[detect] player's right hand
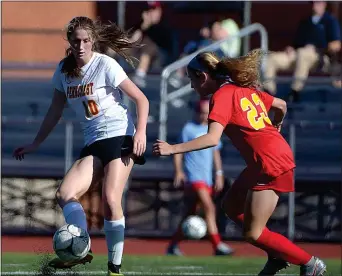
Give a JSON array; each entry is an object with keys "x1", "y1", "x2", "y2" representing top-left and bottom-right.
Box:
[
  {"x1": 173, "y1": 171, "x2": 186, "y2": 188},
  {"x1": 13, "y1": 143, "x2": 39, "y2": 161},
  {"x1": 273, "y1": 122, "x2": 282, "y2": 132}
]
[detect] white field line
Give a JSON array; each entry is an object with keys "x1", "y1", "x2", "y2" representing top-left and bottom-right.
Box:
[
  {"x1": 171, "y1": 266, "x2": 203, "y2": 270},
  {"x1": 2, "y1": 264, "x2": 28, "y2": 266},
  {"x1": 0, "y1": 271, "x2": 299, "y2": 276}
]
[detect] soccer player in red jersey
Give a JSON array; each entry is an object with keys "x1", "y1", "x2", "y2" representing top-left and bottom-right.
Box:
[{"x1": 153, "y1": 50, "x2": 326, "y2": 276}]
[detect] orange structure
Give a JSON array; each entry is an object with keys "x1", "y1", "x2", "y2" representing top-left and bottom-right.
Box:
[{"x1": 2, "y1": 2, "x2": 96, "y2": 63}]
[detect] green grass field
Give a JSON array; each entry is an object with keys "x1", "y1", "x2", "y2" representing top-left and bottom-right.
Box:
[{"x1": 1, "y1": 253, "x2": 341, "y2": 276}]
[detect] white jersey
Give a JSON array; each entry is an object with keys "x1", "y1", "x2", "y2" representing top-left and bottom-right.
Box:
[{"x1": 52, "y1": 52, "x2": 135, "y2": 146}]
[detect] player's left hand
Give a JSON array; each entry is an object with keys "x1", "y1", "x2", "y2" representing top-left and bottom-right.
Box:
[
  {"x1": 153, "y1": 139, "x2": 174, "y2": 156},
  {"x1": 214, "y1": 175, "x2": 224, "y2": 193},
  {"x1": 274, "y1": 124, "x2": 282, "y2": 132},
  {"x1": 272, "y1": 121, "x2": 283, "y2": 132},
  {"x1": 133, "y1": 130, "x2": 146, "y2": 157}
]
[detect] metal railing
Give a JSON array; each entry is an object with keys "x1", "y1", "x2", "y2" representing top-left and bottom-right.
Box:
[{"x1": 158, "y1": 23, "x2": 269, "y2": 142}]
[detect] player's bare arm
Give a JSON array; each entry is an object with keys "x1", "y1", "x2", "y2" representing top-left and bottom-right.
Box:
[
  {"x1": 119, "y1": 78, "x2": 149, "y2": 156},
  {"x1": 119, "y1": 79, "x2": 149, "y2": 133},
  {"x1": 153, "y1": 122, "x2": 224, "y2": 156},
  {"x1": 270, "y1": 97, "x2": 287, "y2": 131},
  {"x1": 13, "y1": 89, "x2": 66, "y2": 160},
  {"x1": 33, "y1": 89, "x2": 67, "y2": 145}
]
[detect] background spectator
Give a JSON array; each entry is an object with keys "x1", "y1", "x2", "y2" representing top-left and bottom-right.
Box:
[
  {"x1": 130, "y1": 1, "x2": 175, "y2": 88},
  {"x1": 263, "y1": 1, "x2": 341, "y2": 102},
  {"x1": 169, "y1": 19, "x2": 238, "y2": 88},
  {"x1": 181, "y1": 19, "x2": 230, "y2": 58},
  {"x1": 220, "y1": 18, "x2": 241, "y2": 58}
]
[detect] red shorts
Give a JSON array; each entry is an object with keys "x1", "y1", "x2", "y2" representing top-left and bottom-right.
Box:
[
  {"x1": 185, "y1": 181, "x2": 213, "y2": 195},
  {"x1": 234, "y1": 168, "x2": 294, "y2": 193},
  {"x1": 252, "y1": 169, "x2": 294, "y2": 192},
  {"x1": 224, "y1": 168, "x2": 294, "y2": 214}
]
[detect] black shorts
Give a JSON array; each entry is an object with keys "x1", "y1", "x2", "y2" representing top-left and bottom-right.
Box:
[{"x1": 79, "y1": 135, "x2": 146, "y2": 167}]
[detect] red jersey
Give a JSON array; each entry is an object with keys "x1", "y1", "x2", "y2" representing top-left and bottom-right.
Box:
[{"x1": 208, "y1": 84, "x2": 295, "y2": 178}]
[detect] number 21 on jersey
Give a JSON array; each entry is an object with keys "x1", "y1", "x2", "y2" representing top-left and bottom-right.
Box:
[
  {"x1": 240, "y1": 93, "x2": 272, "y2": 130},
  {"x1": 82, "y1": 100, "x2": 99, "y2": 119}
]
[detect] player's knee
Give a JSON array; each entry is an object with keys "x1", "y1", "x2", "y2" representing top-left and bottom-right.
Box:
[
  {"x1": 106, "y1": 199, "x2": 121, "y2": 210},
  {"x1": 55, "y1": 189, "x2": 64, "y2": 202},
  {"x1": 103, "y1": 199, "x2": 123, "y2": 219},
  {"x1": 243, "y1": 228, "x2": 263, "y2": 243},
  {"x1": 55, "y1": 189, "x2": 67, "y2": 207},
  {"x1": 104, "y1": 193, "x2": 122, "y2": 211},
  {"x1": 55, "y1": 187, "x2": 76, "y2": 206}
]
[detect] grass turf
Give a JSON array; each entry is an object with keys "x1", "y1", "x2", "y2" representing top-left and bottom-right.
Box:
[{"x1": 1, "y1": 253, "x2": 341, "y2": 276}]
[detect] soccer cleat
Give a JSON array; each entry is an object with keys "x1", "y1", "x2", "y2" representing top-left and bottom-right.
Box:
[
  {"x1": 214, "y1": 242, "x2": 234, "y2": 256},
  {"x1": 108, "y1": 262, "x2": 124, "y2": 276},
  {"x1": 166, "y1": 244, "x2": 184, "y2": 256},
  {"x1": 258, "y1": 256, "x2": 290, "y2": 275},
  {"x1": 300, "y1": 257, "x2": 327, "y2": 276},
  {"x1": 48, "y1": 253, "x2": 93, "y2": 269}
]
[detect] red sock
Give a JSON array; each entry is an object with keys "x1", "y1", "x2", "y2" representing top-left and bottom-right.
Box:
[
  {"x1": 230, "y1": 213, "x2": 311, "y2": 264},
  {"x1": 254, "y1": 228, "x2": 312, "y2": 265},
  {"x1": 209, "y1": 233, "x2": 221, "y2": 249}
]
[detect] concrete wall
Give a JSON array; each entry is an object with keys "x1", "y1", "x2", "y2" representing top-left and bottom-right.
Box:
[
  {"x1": 2, "y1": 2, "x2": 96, "y2": 63},
  {"x1": 2, "y1": 177, "x2": 340, "y2": 241}
]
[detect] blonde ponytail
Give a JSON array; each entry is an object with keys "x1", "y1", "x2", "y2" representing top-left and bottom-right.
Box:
[
  {"x1": 216, "y1": 49, "x2": 265, "y2": 88},
  {"x1": 188, "y1": 49, "x2": 266, "y2": 88}
]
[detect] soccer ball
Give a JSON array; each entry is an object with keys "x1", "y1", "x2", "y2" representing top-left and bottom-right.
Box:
[
  {"x1": 53, "y1": 224, "x2": 91, "y2": 261},
  {"x1": 182, "y1": 215, "x2": 207, "y2": 239}
]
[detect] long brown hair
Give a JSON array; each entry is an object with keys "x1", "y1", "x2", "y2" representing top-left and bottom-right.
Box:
[
  {"x1": 188, "y1": 49, "x2": 266, "y2": 88},
  {"x1": 62, "y1": 16, "x2": 140, "y2": 78}
]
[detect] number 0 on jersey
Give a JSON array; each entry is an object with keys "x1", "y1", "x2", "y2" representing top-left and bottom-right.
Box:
[{"x1": 82, "y1": 100, "x2": 99, "y2": 119}]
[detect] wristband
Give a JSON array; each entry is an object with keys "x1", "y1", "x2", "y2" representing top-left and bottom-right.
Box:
[{"x1": 216, "y1": 170, "x2": 224, "y2": 176}]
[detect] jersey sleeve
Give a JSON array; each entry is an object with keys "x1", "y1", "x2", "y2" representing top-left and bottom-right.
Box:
[
  {"x1": 179, "y1": 125, "x2": 190, "y2": 143},
  {"x1": 52, "y1": 64, "x2": 65, "y2": 93},
  {"x1": 258, "y1": 91, "x2": 274, "y2": 112},
  {"x1": 215, "y1": 139, "x2": 223, "y2": 150},
  {"x1": 208, "y1": 90, "x2": 232, "y2": 128},
  {"x1": 105, "y1": 57, "x2": 128, "y2": 88}
]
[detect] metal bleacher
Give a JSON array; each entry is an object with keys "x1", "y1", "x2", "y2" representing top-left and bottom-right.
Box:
[
  {"x1": 1, "y1": 21, "x2": 341, "y2": 182},
  {"x1": 1, "y1": 74, "x2": 341, "y2": 182}
]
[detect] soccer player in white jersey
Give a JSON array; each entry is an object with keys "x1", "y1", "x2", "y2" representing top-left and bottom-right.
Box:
[{"x1": 13, "y1": 16, "x2": 149, "y2": 276}]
